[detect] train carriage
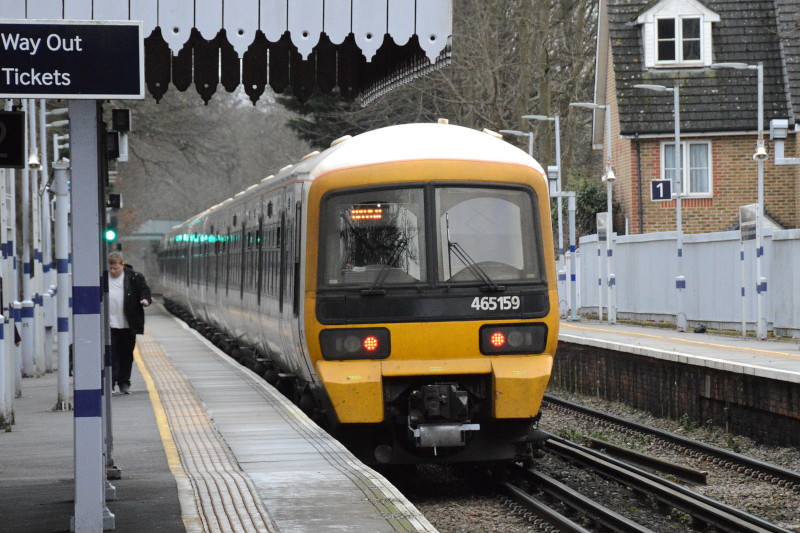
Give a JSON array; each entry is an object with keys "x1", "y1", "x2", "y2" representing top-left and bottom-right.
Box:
[{"x1": 159, "y1": 122, "x2": 559, "y2": 465}]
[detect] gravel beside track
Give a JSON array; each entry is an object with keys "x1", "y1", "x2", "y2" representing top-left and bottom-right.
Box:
[{"x1": 387, "y1": 388, "x2": 800, "y2": 532}]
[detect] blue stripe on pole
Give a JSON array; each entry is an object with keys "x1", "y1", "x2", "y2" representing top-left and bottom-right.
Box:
[
  {"x1": 607, "y1": 249, "x2": 613, "y2": 257},
  {"x1": 73, "y1": 286, "x2": 102, "y2": 315},
  {"x1": 758, "y1": 281, "x2": 768, "y2": 294},
  {"x1": 757, "y1": 247, "x2": 764, "y2": 257},
  {"x1": 35, "y1": 249, "x2": 42, "y2": 262},
  {"x1": 23, "y1": 262, "x2": 31, "y2": 275},
  {"x1": 678, "y1": 249, "x2": 683, "y2": 258},
  {"x1": 57, "y1": 317, "x2": 69, "y2": 332},
  {"x1": 598, "y1": 278, "x2": 602, "y2": 286},
  {"x1": 571, "y1": 274, "x2": 576, "y2": 281},
  {"x1": 22, "y1": 306, "x2": 34, "y2": 318},
  {"x1": 57, "y1": 258, "x2": 69, "y2": 273},
  {"x1": 0, "y1": 325, "x2": 4, "y2": 340},
  {"x1": 676, "y1": 279, "x2": 686, "y2": 289},
  {"x1": 740, "y1": 251, "x2": 744, "y2": 260},
  {"x1": 33, "y1": 294, "x2": 42, "y2": 306},
  {"x1": 609, "y1": 277, "x2": 616, "y2": 286},
  {"x1": 1, "y1": 242, "x2": 7, "y2": 258},
  {"x1": 558, "y1": 273, "x2": 566, "y2": 281},
  {"x1": 74, "y1": 388, "x2": 102, "y2": 418},
  {"x1": 741, "y1": 287, "x2": 745, "y2": 297},
  {"x1": 43, "y1": 263, "x2": 51, "y2": 273},
  {"x1": 13, "y1": 308, "x2": 20, "y2": 321},
  {"x1": 597, "y1": 249, "x2": 600, "y2": 256},
  {"x1": 570, "y1": 245, "x2": 576, "y2": 253}
]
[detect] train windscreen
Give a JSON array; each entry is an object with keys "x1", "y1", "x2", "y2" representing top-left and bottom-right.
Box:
[
  {"x1": 435, "y1": 187, "x2": 540, "y2": 283},
  {"x1": 320, "y1": 187, "x2": 426, "y2": 286}
]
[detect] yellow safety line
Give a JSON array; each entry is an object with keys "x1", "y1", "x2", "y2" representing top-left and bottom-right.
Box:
[
  {"x1": 561, "y1": 322, "x2": 800, "y2": 360},
  {"x1": 134, "y1": 347, "x2": 204, "y2": 533}
]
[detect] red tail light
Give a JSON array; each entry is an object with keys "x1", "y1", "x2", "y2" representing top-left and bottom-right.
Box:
[
  {"x1": 320, "y1": 328, "x2": 390, "y2": 360},
  {"x1": 480, "y1": 324, "x2": 548, "y2": 355}
]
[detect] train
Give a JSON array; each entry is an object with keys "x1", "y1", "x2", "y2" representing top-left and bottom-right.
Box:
[{"x1": 158, "y1": 121, "x2": 559, "y2": 466}]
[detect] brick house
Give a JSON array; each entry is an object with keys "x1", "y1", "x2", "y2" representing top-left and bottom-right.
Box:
[{"x1": 591, "y1": 0, "x2": 800, "y2": 235}]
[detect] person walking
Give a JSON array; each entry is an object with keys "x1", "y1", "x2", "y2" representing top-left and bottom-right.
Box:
[{"x1": 108, "y1": 251, "x2": 152, "y2": 394}]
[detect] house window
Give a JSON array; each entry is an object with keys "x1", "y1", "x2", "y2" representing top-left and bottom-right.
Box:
[
  {"x1": 656, "y1": 17, "x2": 701, "y2": 64},
  {"x1": 661, "y1": 140, "x2": 712, "y2": 196},
  {"x1": 637, "y1": 0, "x2": 719, "y2": 69}
]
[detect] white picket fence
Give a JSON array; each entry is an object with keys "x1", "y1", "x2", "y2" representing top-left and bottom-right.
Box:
[{"x1": 556, "y1": 228, "x2": 800, "y2": 338}]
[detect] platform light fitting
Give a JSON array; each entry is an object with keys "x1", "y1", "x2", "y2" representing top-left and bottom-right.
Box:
[
  {"x1": 602, "y1": 168, "x2": 617, "y2": 182},
  {"x1": 753, "y1": 141, "x2": 768, "y2": 161},
  {"x1": 27, "y1": 153, "x2": 41, "y2": 169}
]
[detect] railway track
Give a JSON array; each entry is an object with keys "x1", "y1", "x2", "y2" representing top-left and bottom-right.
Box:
[
  {"x1": 542, "y1": 394, "x2": 800, "y2": 491},
  {"x1": 495, "y1": 436, "x2": 793, "y2": 532}
]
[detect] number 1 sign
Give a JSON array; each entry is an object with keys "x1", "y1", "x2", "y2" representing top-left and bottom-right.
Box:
[{"x1": 651, "y1": 179, "x2": 672, "y2": 201}]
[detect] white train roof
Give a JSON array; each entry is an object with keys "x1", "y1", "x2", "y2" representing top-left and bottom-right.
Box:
[{"x1": 311, "y1": 123, "x2": 546, "y2": 178}]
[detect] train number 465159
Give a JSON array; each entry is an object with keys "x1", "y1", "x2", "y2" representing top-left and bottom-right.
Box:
[{"x1": 470, "y1": 296, "x2": 521, "y2": 311}]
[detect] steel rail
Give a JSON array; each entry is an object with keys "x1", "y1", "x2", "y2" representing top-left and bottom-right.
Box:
[
  {"x1": 507, "y1": 464, "x2": 655, "y2": 533},
  {"x1": 543, "y1": 395, "x2": 800, "y2": 489},
  {"x1": 587, "y1": 438, "x2": 709, "y2": 484},
  {"x1": 545, "y1": 434, "x2": 792, "y2": 533},
  {"x1": 500, "y1": 480, "x2": 593, "y2": 533}
]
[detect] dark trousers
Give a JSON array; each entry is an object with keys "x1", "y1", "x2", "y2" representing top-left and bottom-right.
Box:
[{"x1": 111, "y1": 328, "x2": 137, "y2": 388}]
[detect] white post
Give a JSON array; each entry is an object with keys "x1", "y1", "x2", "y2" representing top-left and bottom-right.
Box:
[
  {"x1": 21, "y1": 101, "x2": 35, "y2": 376},
  {"x1": 39, "y1": 99, "x2": 56, "y2": 370},
  {"x1": 69, "y1": 99, "x2": 114, "y2": 532},
  {"x1": 29, "y1": 99, "x2": 46, "y2": 375},
  {"x1": 674, "y1": 86, "x2": 687, "y2": 332},
  {"x1": 53, "y1": 162, "x2": 72, "y2": 411},
  {"x1": 568, "y1": 193, "x2": 578, "y2": 321},
  {"x1": 755, "y1": 63, "x2": 767, "y2": 340},
  {"x1": 740, "y1": 243, "x2": 747, "y2": 339},
  {"x1": 603, "y1": 106, "x2": 616, "y2": 324}
]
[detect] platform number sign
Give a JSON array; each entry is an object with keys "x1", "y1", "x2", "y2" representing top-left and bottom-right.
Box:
[
  {"x1": 651, "y1": 179, "x2": 672, "y2": 201},
  {"x1": 0, "y1": 111, "x2": 24, "y2": 168}
]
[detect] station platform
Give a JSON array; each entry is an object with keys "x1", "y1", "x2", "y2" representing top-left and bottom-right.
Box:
[
  {"x1": 0, "y1": 304, "x2": 436, "y2": 533},
  {"x1": 559, "y1": 320, "x2": 800, "y2": 383}
]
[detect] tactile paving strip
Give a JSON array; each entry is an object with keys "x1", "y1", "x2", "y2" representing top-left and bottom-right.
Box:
[{"x1": 136, "y1": 336, "x2": 280, "y2": 533}]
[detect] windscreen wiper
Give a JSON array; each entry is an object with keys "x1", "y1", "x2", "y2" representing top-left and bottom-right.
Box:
[
  {"x1": 446, "y1": 214, "x2": 504, "y2": 292},
  {"x1": 361, "y1": 240, "x2": 408, "y2": 296}
]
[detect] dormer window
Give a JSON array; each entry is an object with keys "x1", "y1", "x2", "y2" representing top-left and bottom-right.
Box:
[
  {"x1": 638, "y1": 0, "x2": 719, "y2": 68},
  {"x1": 657, "y1": 17, "x2": 700, "y2": 62}
]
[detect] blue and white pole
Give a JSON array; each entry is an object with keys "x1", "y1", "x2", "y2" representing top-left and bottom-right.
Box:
[
  {"x1": 0, "y1": 315, "x2": 8, "y2": 428},
  {"x1": 53, "y1": 162, "x2": 72, "y2": 411},
  {"x1": 12, "y1": 301, "x2": 22, "y2": 397},
  {"x1": 69, "y1": 100, "x2": 114, "y2": 531}
]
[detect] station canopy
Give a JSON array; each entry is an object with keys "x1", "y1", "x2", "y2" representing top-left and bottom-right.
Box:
[{"x1": 2, "y1": 0, "x2": 452, "y2": 104}]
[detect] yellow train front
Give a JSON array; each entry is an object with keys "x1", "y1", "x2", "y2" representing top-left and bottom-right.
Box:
[{"x1": 304, "y1": 123, "x2": 559, "y2": 465}]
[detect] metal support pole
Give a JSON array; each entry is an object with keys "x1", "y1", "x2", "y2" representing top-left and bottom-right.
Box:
[
  {"x1": 69, "y1": 99, "x2": 114, "y2": 532},
  {"x1": 740, "y1": 244, "x2": 747, "y2": 339},
  {"x1": 53, "y1": 162, "x2": 72, "y2": 411},
  {"x1": 39, "y1": 99, "x2": 56, "y2": 370},
  {"x1": 21, "y1": 101, "x2": 34, "y2": 375},
  {"x1": 674, "y1": 87, "x2": 687, "y2": 332},
  {"x1": 12, "y1": 301, "x2": 22, "y2": 397},
  {"x1": 755, "y1": 63, "x2": 767, "y2": 340},
  {"x1": 568, "y1": 193, "x2": 578, "y2": 321},
  {"x1": 552, "y1": 117, "x2": 564, "y2": 278},
  {"x1": 28, "y1": 99, "x2": 46, "y2": 374},
  {"x1": 603, "y1": 108, "x2": 616, "y2": 324}
]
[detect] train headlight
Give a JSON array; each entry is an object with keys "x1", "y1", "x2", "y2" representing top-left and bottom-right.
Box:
[
  {"x1": 480, "y1": 324, "x2": 548, "y2": 355},
  {"x1": 320, "y1": 328, "x2": 391, "y2": 360}
]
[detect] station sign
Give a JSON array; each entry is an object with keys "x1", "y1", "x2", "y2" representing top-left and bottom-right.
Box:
[
  {"x1": 650, "y1": 179, "x2": 672, "y2": 201},
  {"x1": 0, "y1": 111, "x2": 25, "y2": 168},
  {"x1": 0, "y1": 20, "x2": 143, "y2": 99}
]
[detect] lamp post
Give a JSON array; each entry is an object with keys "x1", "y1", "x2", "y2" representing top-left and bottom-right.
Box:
[
  {"x1": 569, "y1": 102, "x2": 616, "y2": 323},
  {"x1": 523, "y1": 114, "x2": 577, "y2": 320},
  {"x1": 634, "y1": 83, "x2": 687, "y2": 332},
  {"x1": 711, "y1": 62, "x2": 767, "y2": 340},
  {"x1": 524, "y1": 115, "x2": 564, "y2": 264},
  {"x1": 498, "y1": 129, "x2": 534, "y2": 157}
]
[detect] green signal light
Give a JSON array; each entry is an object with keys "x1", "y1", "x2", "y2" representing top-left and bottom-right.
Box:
[{"x1": 104, "y1": 228, "x2": 118, "y2": 242}]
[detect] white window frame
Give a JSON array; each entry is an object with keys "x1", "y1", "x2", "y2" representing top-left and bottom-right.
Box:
[
  {"x1": 637, "y1": 0, "x2": 719, "y2": 69},
  {"x1": 655, "y1": 16, "x2": 703, "y2": 66},
  {"x1": 660, "y1": 140, "x2": 713, "y2": 198}
]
